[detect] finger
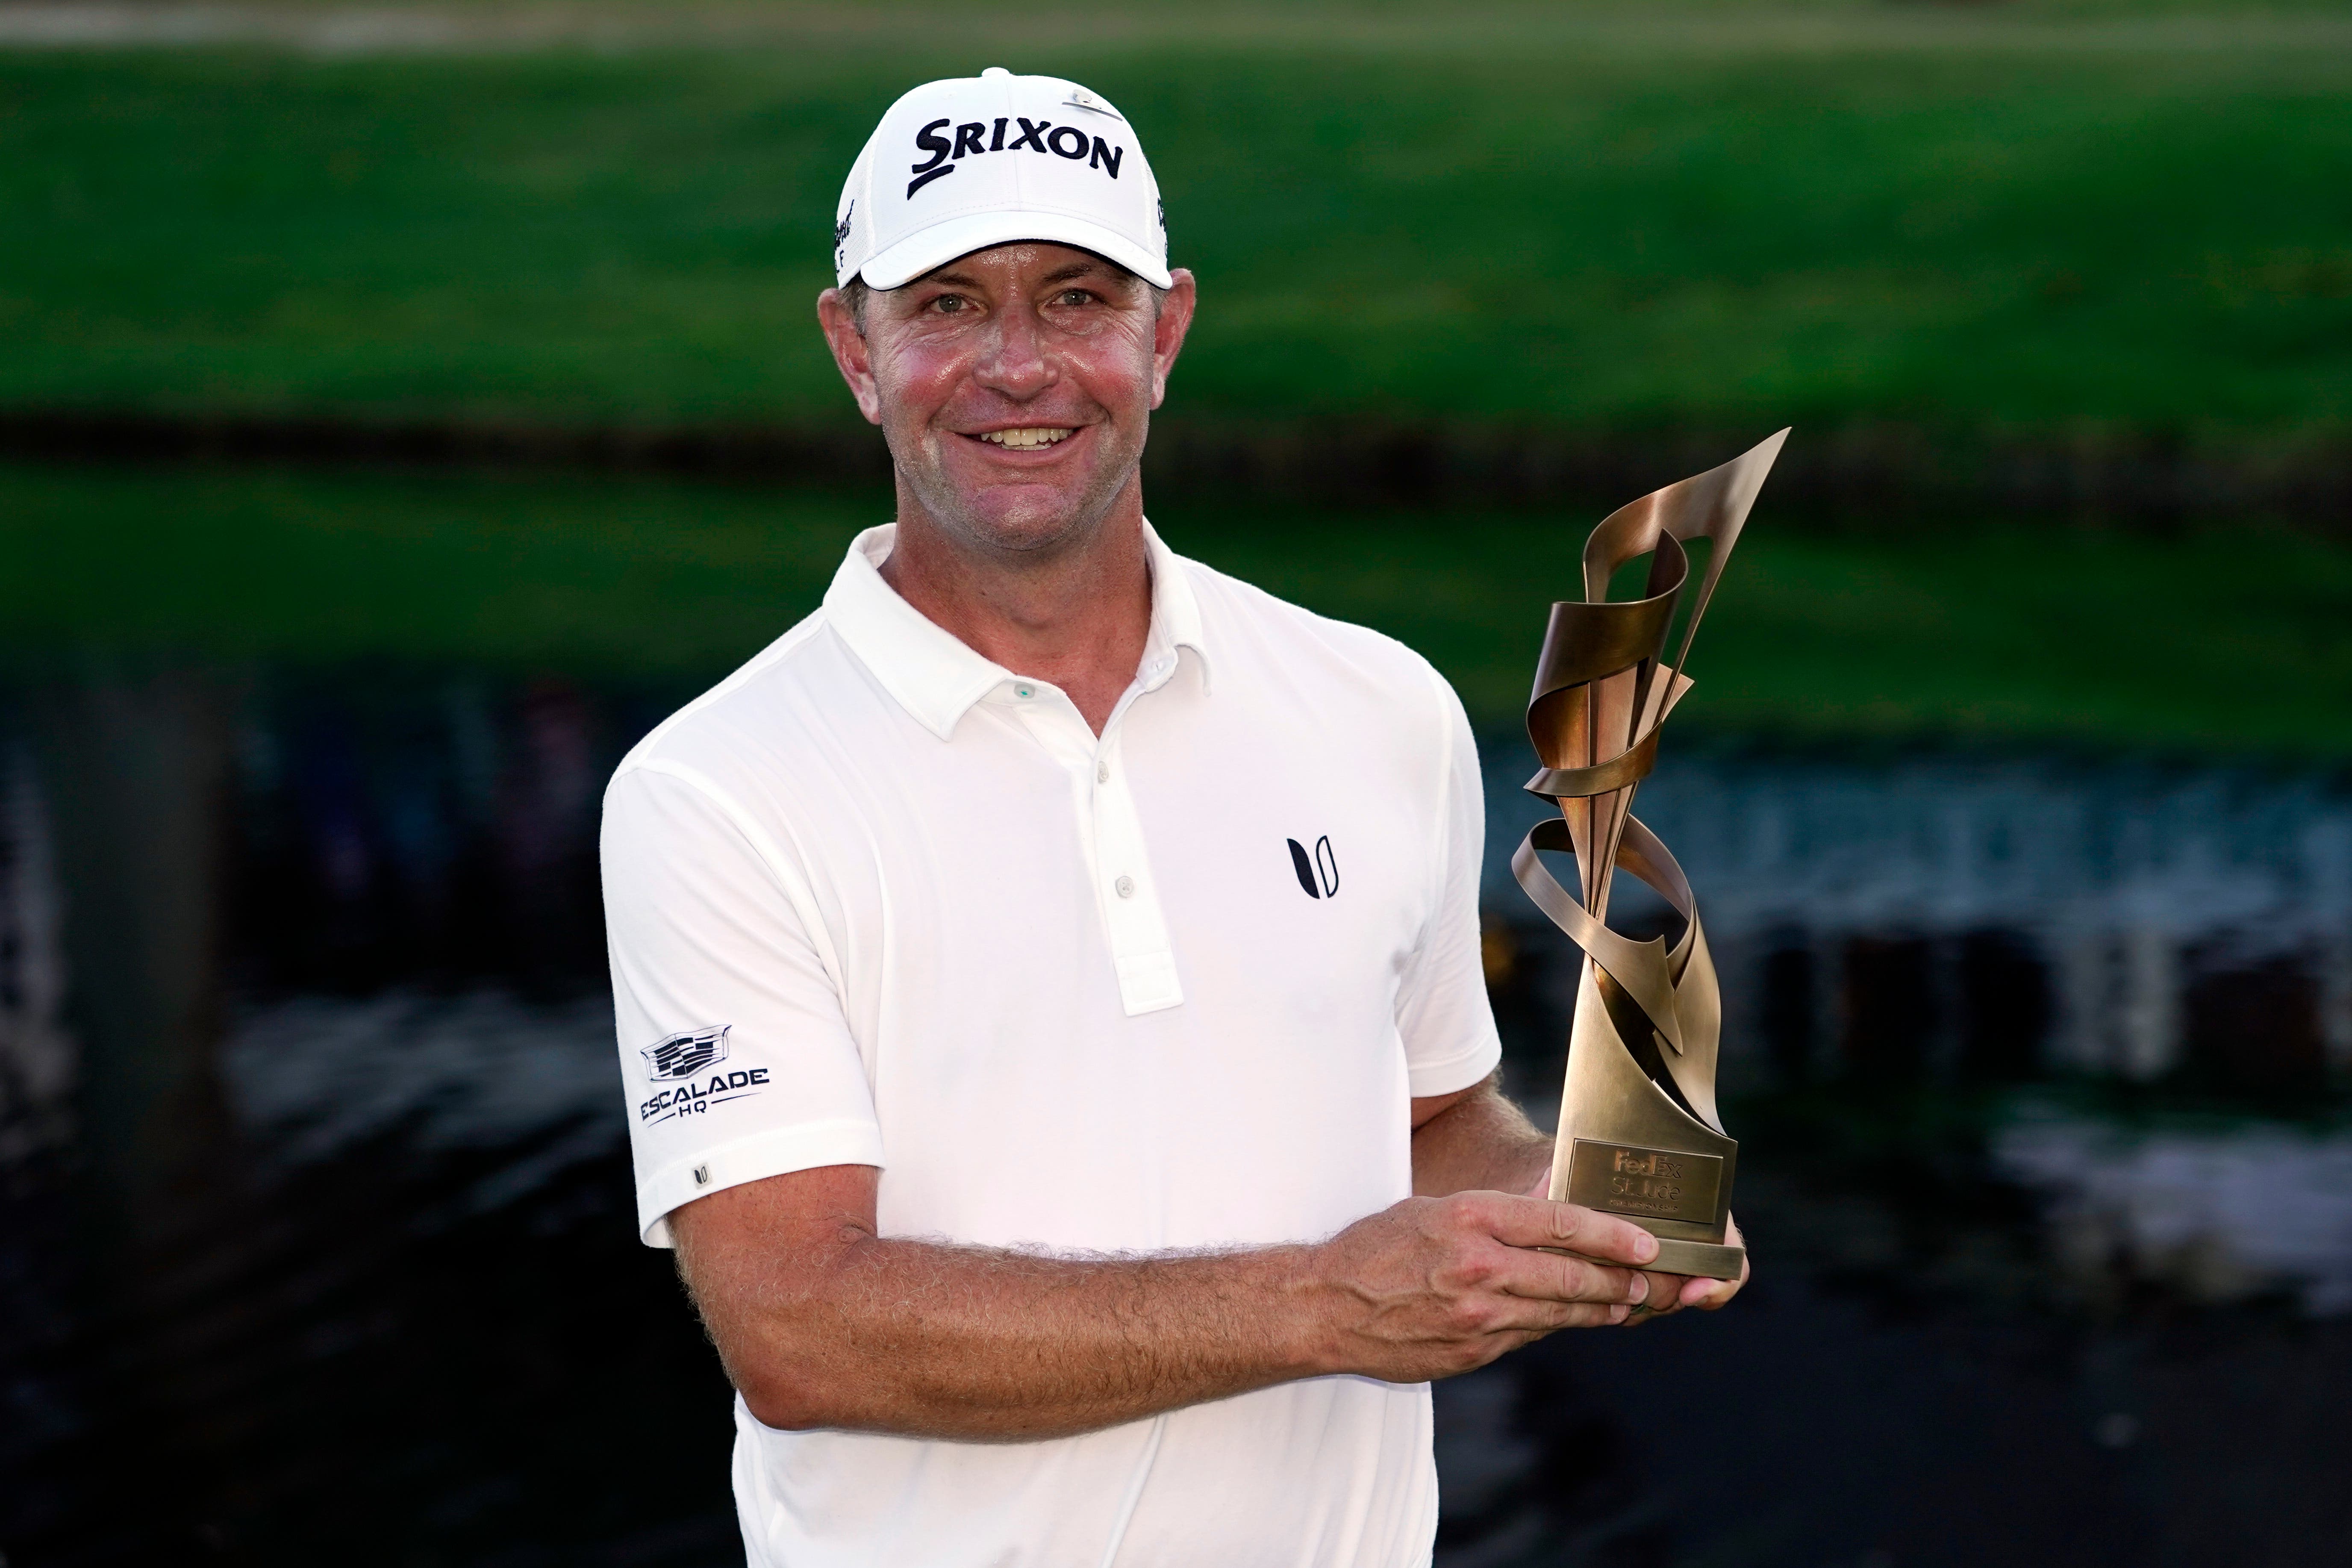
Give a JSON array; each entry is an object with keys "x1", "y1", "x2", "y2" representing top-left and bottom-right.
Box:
[
  {"x1": 1683, "y1": 1217, "x2": 1750, "y2": 1309},
  {"x1": 1473, "y1": 1280, "x2": 1646, "y2": 1337},
  {"x1": 1487, "y1": 1298, "x2": 1635, "y2": 1340},
  {"x1": 1487, "y1": 1243, "x2": 1648, "y2": 1306},
  {"x1": 1474, "y1": 1194, "x2": 1661, "y2": 1268},
  {"x1": 1684, "y1": 1259, "x2": 1749, "y2": 1309},
  {"x1": 1532, "y1": 1300, "x2": 1631, "y2": 1332},
  {"x1": 1683, "y1": 1268, "x2": 1743, "y2": 1309},
  {"x1": 1618, "y1": 1271, "x2": 1691, "y2": 1327},
  {"x1": 1544, "y1": 1301, "x2": 1631, "y2": 1330},
  {"x1": 1635, "y1": 1270, "x2": 1690, "y2": 1317}
]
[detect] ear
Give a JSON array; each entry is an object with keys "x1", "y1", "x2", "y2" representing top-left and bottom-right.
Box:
[
  {"x1": 1148, "y1": 268, "x2": 1198, "y2": 411},
  {"x1": 817, "y1": 287, "x2": 883, "y2": 425}
]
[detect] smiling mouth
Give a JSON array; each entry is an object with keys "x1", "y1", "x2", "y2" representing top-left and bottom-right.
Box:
[{"x1": 972, "y1": 427, "x2": 1076, "y2": 450}]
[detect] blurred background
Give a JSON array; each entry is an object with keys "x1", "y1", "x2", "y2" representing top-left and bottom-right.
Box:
[{"x1": 2, "y1": 0, "x2": 2350, "y2": 1562}]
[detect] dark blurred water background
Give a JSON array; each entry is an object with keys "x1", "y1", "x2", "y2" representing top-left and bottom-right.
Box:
[{"x1": 3, "y1": 646, "x2": 2347, "y2": 1566}]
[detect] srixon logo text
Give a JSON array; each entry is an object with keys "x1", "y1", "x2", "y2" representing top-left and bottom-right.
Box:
[
  {"x1": 909, "y1": 117, "x2": 1125, "y2": 198},
  {"x1": 641, "y1": 1068, "x2": 770, "y2": 1125}
]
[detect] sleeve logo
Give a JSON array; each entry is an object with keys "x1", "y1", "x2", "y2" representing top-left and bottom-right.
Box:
[
  {"x1": 641, "y1": 1024, "x2": 731, "y2": 1080},
  {"x1": 637, "y1": 1025, "x2": 769, "y2": 1125}
]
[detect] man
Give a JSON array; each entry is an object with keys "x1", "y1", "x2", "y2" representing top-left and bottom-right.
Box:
[{"x1": 602, "y1": 68, "x2": 1744, "y2": 1567}]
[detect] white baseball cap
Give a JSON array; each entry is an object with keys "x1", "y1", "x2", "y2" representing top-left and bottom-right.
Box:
[{"x1": 833, "y1": 67, "x2": 1171, "y2": 291}]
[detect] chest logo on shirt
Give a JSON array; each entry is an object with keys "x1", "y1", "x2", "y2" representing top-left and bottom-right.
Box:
[
  {"x1": 641, "y1": 1024, "x2": 731, "y2": 1080},
  {"x1": 1286, "y1": 835, "x2": 1339, "y2": 900}
]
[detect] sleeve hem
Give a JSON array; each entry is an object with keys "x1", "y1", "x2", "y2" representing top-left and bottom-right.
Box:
[
  {"x1": 636, "y1": 1119, "x2": 886, "y2": 1248},
  {"x1": 1407, "y1": 1034, "x2": 1504, "y2": 1100}
]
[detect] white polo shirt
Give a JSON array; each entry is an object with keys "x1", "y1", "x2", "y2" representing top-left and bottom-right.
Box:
[{"x1": 601, "y1": 521, "x2": 1500, "y2": 1568}]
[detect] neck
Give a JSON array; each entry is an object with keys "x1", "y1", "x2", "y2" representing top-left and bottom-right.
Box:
[{"x1": 878, "y1": 478, "x2": 1154, "y2": 736}]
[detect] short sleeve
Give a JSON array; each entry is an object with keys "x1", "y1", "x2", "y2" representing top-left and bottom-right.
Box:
[
  {"x1": 1395, "y1": 668, "x2": 1505, "y2": 1097},
  {"x1": 602, "y1": 763, "x2": 884, "y2": 1247}
]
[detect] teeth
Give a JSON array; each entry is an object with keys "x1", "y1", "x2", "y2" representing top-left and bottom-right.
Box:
[{"x1": 978, "y1": 427, "x2": 1074, "y2": 450}]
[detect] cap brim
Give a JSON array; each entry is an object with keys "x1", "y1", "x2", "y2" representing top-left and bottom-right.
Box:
[{"x1": 856, "y1": 209, "x2": 1172, "y2": 291}]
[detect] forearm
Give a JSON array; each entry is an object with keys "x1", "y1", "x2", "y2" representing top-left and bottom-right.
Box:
[
  {"x1": 679, "y1": 1208, "x2": 1328, "y2": 1441},
  {"x1": 1411, "y1": 1072, "x2": 1551, "y2": 1197},
  {"x1": 675, "y1": 1163, "x2": 1656, "y2": 1442}
]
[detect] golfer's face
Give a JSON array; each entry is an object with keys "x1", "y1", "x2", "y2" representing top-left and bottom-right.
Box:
[{"x1": 859, "y1": 243, "x2": 1172, "y2": 550}]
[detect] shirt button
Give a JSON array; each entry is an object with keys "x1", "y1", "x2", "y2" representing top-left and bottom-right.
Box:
[
  {"x1": 1115, "y1": 875, "x2": 1135, "y2": 899},
  {"x1": 1096, "y1": 762, "x2": 1110, "y2": 784},
  {"x1": 1014, "y1": 684, "x2": 1033, "y2": 699}
]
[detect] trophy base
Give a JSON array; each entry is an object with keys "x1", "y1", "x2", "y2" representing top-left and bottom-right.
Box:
[
  {"x1": 1538, "y1": 1236, "x2": 1746, "y2": 1282},
  {"x1": 1645, "y1": 1236, "x2": 1745, "y2": 1281}
]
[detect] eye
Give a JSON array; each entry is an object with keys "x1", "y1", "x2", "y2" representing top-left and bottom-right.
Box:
[
  {"x1": 931, "y1": 293, "x2": 971, "y2": 314},
  {"x1": 1052, "y1": 288, "x2": 1095, "y2": 307}
]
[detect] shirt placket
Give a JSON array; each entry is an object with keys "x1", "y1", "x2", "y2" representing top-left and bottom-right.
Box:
[{"x1": 1005, "y1": 662, "x2": 1184, "y2": 1017}]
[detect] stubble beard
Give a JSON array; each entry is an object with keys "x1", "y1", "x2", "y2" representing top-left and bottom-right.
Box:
[{"x1": 888, "y1": 409, "x2": 1150, "y2": 567}]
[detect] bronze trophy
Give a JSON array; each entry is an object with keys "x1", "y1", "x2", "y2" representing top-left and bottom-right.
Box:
[{"x1": 1512, "y1": 430, "x2": 1788, "y2": 1280}]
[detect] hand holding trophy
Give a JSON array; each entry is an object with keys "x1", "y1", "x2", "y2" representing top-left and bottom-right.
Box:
[{"x1": 1513, "y1": 430, "x2": 1789, "y2": 1282}]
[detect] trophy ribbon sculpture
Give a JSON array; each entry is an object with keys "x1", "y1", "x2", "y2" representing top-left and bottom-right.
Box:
[{"x1": 1513, "y1": 429, "x2": 1788, "y2": 1281}]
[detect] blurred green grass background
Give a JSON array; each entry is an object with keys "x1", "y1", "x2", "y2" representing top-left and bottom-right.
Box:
[
  {"x1": 5, "y1": 1, "x2": 2351, "y2": 750},
  {"x1": 6, "y1": 1, "x2": 2350, "y2": 439}
]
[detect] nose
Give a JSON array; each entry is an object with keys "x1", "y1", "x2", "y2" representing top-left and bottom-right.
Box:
[{"x1": 972, "y1": 297, "x2": 1056, "y2": 400}]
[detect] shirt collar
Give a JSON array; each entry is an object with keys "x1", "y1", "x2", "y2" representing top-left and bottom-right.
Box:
[{"x1": 823, "y1": 518, "x2": 1211, "y2": 741}]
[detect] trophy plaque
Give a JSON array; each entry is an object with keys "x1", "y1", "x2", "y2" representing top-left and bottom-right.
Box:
[{"x1": 1513, "y1": 430, "x2": 1788, "y2": 1280}]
